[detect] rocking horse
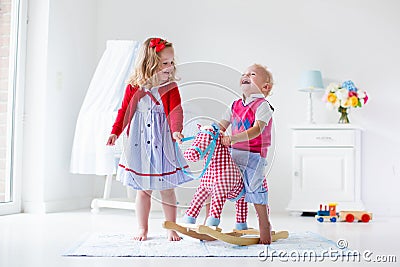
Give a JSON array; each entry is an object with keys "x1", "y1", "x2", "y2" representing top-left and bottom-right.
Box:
[
  {"x1": 166, "y1": 123, "x2": 289, "y2": 245},
  {"x1": 180, "y1": 123, "x2": 246, "y2": 227}
]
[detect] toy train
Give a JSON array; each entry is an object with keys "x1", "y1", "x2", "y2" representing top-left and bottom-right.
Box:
[{"x1": 316, "y1": 203, "x2": 372, "y2": 223}]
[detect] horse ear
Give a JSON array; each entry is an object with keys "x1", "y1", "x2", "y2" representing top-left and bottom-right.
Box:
[
  {"x1": 212, "y1": 123, "x2": 219, "y2": 132},
  {"x1": 197, "y1": 124, "x2": 202, "y2": 130}
]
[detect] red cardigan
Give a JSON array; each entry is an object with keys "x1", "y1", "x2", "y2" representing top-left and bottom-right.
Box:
[{"x1": 111, "y1": 82, "x2": 183, "y2": 137}]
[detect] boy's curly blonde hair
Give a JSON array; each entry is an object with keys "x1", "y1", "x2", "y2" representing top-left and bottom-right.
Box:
[
  {"x1": 253, "y1": 64, "x2": 274, "y2": 87},
  {"x1": 127, "y1": 37, "x2": 178, "y2": 88}
]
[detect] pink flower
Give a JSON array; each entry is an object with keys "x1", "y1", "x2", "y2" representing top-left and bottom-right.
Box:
[
  {"x1": 348, "y1": 91, "x2": 357, "y2": 97},
  {"x1": 363, "y1": 93, "x2": 369, "y2": 104}
]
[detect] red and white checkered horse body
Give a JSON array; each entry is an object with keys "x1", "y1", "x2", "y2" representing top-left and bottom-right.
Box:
[{"x1": 184, "y1": 126, "x2": 247, "y2": 224}]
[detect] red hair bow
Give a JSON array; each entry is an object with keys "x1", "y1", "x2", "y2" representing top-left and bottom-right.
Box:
[{"x1": 149, "y1": 38, "x2": 166, "y2": 52}]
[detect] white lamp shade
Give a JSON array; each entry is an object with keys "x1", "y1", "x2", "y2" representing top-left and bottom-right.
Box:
[{"x1": 299, "y1": 70, "x2": 324, "y2": 92}]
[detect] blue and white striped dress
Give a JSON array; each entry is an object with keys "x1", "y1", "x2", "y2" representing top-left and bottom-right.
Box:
[{"x1": 116, "y1": 87, "x2": 192, "y2": 190}]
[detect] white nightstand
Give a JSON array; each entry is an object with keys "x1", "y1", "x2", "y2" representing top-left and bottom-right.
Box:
[{"x1": 287, "y1": 124, "x2": 364, "y2": 214}]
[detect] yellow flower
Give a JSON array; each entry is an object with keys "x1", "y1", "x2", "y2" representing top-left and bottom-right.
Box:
[
  {"x1": 349, "y1": 96, "x2": 359, "y2": 107},
  {"x1": 327, "y1": 93, "x2": 337, "y2": 103}
]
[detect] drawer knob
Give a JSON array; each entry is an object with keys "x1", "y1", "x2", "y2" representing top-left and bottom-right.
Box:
[{"x1": 316, "y1": 136, "x2": 333, "y2": 140}]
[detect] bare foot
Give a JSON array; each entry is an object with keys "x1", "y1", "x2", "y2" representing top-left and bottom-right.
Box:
[
  {"x1": 167, "y1": 230, "x2": 182, "y2": 241},
  {"x1": 133, "y1": 228, "x2": 148, "y2": 241},
  {"x1": 259, "y1": 225, "x2": 272, "y2": 245}
]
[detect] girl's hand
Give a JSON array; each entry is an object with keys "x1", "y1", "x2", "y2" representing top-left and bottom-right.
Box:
[
  {"x1": 173, "y1": 132, "x2": 184, "y2": 144},
  {"x1": 106, "y1": 134, "x2": 118, "y2": 146},
  {"x1": 221, "y1": 135, "x2": 232, "y2": 146}
]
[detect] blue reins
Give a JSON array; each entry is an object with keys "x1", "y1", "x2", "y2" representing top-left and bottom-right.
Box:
[{"x1": 175, "y1": 123, "x2": 220, "y2": 179}]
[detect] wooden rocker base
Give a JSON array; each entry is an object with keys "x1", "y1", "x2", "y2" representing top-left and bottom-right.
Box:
[
  {"x1": 163, "y1": 221, "x2": 289, "y2": 246},
  {"x1": 162, "y1": 221, "x2": 218, "y2": 241}
]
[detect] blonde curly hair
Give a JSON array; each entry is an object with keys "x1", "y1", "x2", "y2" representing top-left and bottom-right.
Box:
[
  {"x1": 253, "y1": 63, "x2": 274, "y2": 87},
  {"x1": 127, "y1": 37, "x2": 178, "y2": 88}
]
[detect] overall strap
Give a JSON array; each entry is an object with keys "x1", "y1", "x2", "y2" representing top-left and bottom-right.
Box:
[{"x1": 145, "y1": 91, "x2": 160, "y2": 105}]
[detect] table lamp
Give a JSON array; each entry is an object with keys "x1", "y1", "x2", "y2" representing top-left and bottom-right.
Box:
[{"x1": 299, "y1": 70, "x2": 324, "y2": 124}]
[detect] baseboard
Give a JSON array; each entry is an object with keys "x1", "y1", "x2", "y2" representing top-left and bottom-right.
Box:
[
  {"x1": 23, "y1": 197, "x2": 92, "y2": 213},
  {"x1": 362, "y1": 202, "x2": 400, "y2": 217}
]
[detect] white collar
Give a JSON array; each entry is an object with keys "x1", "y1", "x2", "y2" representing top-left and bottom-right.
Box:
[{"x1": 242, "y1": 93, "x2": 266, "y2": 105}]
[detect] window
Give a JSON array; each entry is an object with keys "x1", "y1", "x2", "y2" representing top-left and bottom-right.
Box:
[{"x1": 0, "y1": 0, "x2": 26, "y2": 215}]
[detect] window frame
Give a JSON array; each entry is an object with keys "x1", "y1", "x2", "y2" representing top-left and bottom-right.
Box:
[{"x1": 0, "y1": 0, "x2": 27, "y2": 215}]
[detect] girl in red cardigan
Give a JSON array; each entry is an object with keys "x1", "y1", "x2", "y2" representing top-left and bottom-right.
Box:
[{"x1": 107, "y1": 37, "x2": 191, "y2": 241}]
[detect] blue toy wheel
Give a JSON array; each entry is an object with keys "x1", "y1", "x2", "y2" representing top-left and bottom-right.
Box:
[
  {"x1": 330, "y1": 217, "x2": 337, "y2": 222},
  {"x1": 317, "y1": 217, "x2": 324, "y2": 222}
]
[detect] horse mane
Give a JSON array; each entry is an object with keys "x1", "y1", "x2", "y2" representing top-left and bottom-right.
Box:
[
  {"x1": 199, "y1": 125, "x2": 224, "y2": 134},
  {"x1": 199, "y1": 125, "x2": 214, "y2": 131}
]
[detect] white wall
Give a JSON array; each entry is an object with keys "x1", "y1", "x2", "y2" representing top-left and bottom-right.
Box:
[
  {"x1": 23, "y1": 0, "x2": 98, "y2": 212},
  {"x1": 22, "y1": 0, "x2": 49, "y2": 212},
  {"x1": 23, "y1": 0, "x2": 400, "y2": 216},
  {"x1": 95, "y1": 0, "x2": 400, "y2": 216}
]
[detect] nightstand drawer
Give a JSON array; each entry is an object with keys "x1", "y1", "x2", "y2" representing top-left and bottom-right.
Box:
[{"x1": 293, "y1": 130, "x2": 356, "y2": 147}]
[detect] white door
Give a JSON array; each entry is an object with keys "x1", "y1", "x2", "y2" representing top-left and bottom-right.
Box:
[{"x1": 292, "y1": 147, "x2": 355, "y2": 209}]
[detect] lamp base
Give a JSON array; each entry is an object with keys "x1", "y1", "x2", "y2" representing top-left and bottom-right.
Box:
[{"x1": 306, "y1": 92, "x2": 316, "y2": 124}]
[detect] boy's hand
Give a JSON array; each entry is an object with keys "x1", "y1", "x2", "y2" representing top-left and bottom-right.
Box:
[
  {"x1": 173, "y1": 132, "x2": 184, "y2": 144},
  {"x1": 221, "y1": 135, "x2": 232, "y2": 146},
  {"x1": 106, "y1": 134, "x2": 118, "y2": 146}
]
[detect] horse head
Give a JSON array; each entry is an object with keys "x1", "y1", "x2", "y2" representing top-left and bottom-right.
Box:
[{"x1": 183, "y1": 123, "x2": 220, "y2": 162}]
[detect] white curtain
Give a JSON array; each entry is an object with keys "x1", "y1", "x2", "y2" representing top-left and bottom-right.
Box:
[{"x1": 70, "y1": 40, "x2": 140, "y2": 175}]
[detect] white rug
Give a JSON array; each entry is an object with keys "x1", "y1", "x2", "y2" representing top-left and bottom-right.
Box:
[{"x1": 63, "y1": 231, "x2": 348, "y2": 258}]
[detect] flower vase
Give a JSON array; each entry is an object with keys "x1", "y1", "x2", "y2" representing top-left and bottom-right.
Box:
[{"x1": 338, "y1": 106, "x2": 350, "y2": 124}]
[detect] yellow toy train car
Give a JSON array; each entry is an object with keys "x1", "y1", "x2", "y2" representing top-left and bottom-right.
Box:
[{"x1": 315, "y1": 203, "x2": 372, "y2": 223}]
